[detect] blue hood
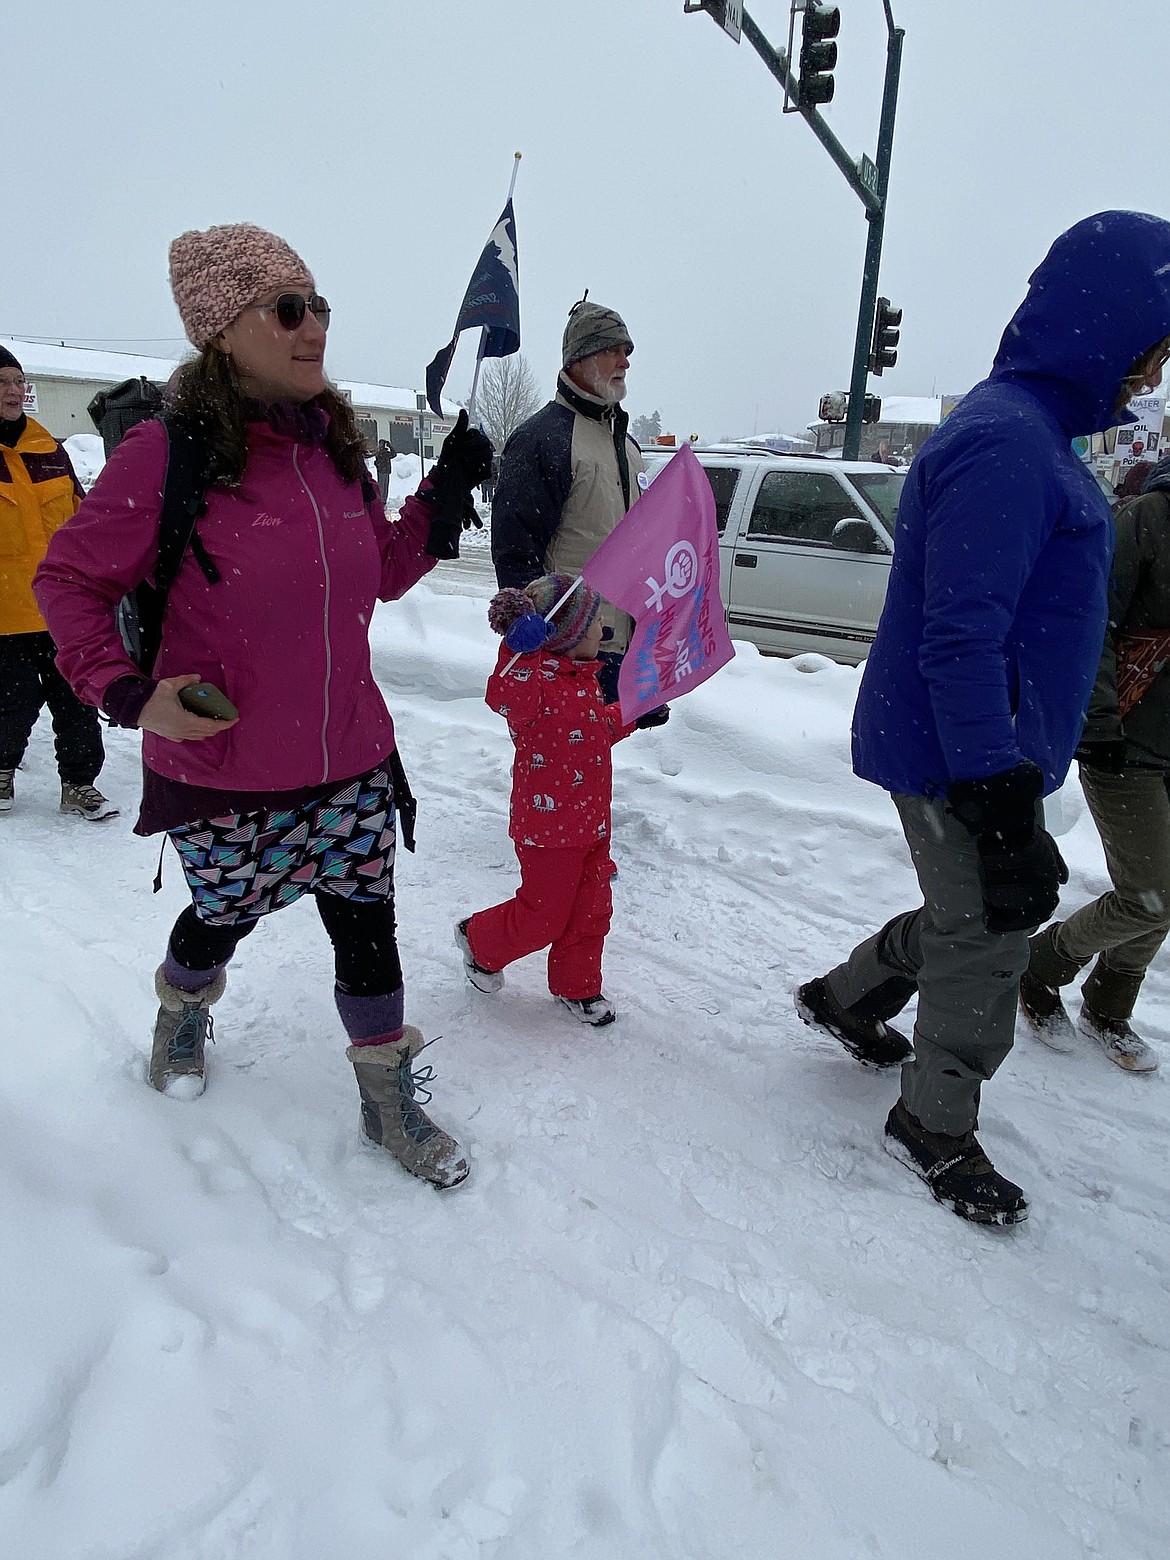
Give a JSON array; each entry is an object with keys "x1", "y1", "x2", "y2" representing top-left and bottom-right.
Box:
[{"x1": 990, "y1": 210, "x2": 1170, "y2": 436}]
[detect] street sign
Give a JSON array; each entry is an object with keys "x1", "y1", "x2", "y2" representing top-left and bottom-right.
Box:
[
  {"x1": 857, "y1": 153, "x2": 879, "y2": 198},
  {"x1": 683, "y1": 1, "x2": 741, "y2": 43}
]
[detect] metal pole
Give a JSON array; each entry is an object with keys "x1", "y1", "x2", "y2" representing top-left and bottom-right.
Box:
[{"x1": 841, "y1": 22, "x2": 903, "y2": 461}]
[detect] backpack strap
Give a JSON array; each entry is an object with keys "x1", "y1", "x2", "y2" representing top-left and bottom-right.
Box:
[
  {"x1": 156, "y1": 418, "x2": 217, "y2": 594},
  {"x1": 130, "y1": 416, "x2": 216, "y2": 675}
]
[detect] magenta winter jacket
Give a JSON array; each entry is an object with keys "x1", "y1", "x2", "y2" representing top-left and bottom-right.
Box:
[{"x1": 33, "y1": 417, "x2": 436, "y2": 791}]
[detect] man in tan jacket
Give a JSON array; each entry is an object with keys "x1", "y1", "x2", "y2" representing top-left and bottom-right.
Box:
[
  {"x1": 0, "y1": 347, "x2": 117, "y2": 819},
  {"x1": 490, "y1": 299, "x2": 646, "y2": 703}
]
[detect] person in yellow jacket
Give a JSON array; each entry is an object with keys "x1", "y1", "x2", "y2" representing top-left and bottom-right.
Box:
[{"x1": 0, "y1": 348, "x2": 117, "y2": 819}]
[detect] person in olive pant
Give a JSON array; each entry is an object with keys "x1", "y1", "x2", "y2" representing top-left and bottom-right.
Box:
[{"x1": 1021, "y1": 452, "x2": 1170, "y2": 1073}]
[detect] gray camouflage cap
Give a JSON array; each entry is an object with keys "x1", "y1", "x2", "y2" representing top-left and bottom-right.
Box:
[{"x1": 562, "y1": 299, "x2": 633, "y2": 369}]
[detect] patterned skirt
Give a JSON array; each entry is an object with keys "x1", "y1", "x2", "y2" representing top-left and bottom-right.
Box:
[{"x1": 169, "y1": 768, "x2": 397, "y2": 926}]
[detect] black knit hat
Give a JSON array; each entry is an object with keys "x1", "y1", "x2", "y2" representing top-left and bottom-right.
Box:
[{"x1": 0, "y1": 346, "x2": 24, "y2": 375}]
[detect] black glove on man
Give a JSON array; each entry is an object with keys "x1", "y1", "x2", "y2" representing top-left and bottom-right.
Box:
[
  {"x1": 1075, "y1": 738, "x2": 1127, "y2": 774},
  {"x1": 947, "y1": 760, "x2": 1068, "y2": 935},
  {"x1": 423, "y1": 409, "x2": 494, "y2": 561}
]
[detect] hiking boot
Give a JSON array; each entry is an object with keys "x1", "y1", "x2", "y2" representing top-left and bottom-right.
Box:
[
  {"x1": 884, "y1": 1098, "x2": 1028, "y2": 1226},
  {"x1": 1077, "y1": 1006, "x2": 1159, "y2": 1073},
  {"x1": 60, "y1": 781, "x2": 119, "y2": 821},
  {"x1": 1018, "y1": 966, "x2": 1076, "y2": 1052},
  {"x1": 149, "y1": 966, "x2": 225, "y2": 1099},
  {"x1": 454, "y1": 917, "x2": 504, "y2": 994},
  {"x1": 795, "y1": 975, "x2": 913, "y2": 1068},
  {"x1": 556, "y1": 994, "x2": 617, "y2": 1026},
  {"x1": 0, "y1": 769, "x2": 13, "y2": 814},
  {"x1": 347, "y1": 1028, "x2": 469, "y2": 1189}
]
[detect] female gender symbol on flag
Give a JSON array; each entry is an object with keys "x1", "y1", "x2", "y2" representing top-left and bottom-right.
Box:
[{"x1": 581, "y1": 443, "x2": 735, "y2": 724}]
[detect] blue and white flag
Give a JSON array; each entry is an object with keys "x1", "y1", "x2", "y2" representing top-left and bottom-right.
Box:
[{"x1": 426, "y1": 200, "x2": 520, "y2": 417}]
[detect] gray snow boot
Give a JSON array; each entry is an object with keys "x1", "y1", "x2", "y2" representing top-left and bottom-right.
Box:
[
  {"x1": 1019, "y1": 923, "x2": 1081, "y2": 1051},
  {"x1": 347, "y1": 1027, "x2": 470, "y2": 1189},
  {"x1": 149, "y1": 966, "x2": 226, "y2": 1099}
]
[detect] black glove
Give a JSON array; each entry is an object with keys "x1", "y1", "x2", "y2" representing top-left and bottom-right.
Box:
[
  {"x1": 948, "y1": 761, "x2": 1068, "y2": 934},
  {"x1": 1075, "y1": 739, "x2": 1127, "y2": 774},
  {"x1": 424, "y1": 409, "x2": 494, "y2": 561},
  {"x1": 635, "y1": 704, "x2": 671, "y2": 730},
  {"x1": 976, "y1": 829, "x2": 1069, "y2": 934}
]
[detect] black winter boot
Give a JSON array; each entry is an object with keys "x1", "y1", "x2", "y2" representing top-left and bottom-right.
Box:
[
  {"x1": 795, "y1": 975, "x2": 914, "y2": 1068},
  {"x1": 883, "y1": 1098, "x2": 1028, "y2": 1226},
  {"x1": 347, "y1": 1027, "x2": 470, "y2": 1188}
]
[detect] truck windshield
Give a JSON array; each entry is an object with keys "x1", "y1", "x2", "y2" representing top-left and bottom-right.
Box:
[{"x1": 847, "y1": 471, "x2": 905, "y2": 534}]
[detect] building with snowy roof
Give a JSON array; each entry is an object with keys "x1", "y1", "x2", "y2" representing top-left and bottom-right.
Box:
[
  {"x1": 1, "y1": 337, "x2": 458, "y2": 461},
  {"x1": 808, "y1": 393, "x2": 947, "y2": 461}
]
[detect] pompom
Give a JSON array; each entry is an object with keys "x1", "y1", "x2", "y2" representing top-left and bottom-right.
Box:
[
  {"x1": 487, "y1": 587, "x2": 532, "y2": 635},
  {"x1": 505, "y1": 613, "x2": 554, "y2": 654}
]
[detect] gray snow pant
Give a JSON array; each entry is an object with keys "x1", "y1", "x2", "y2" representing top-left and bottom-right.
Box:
[
  {"x1": 1032, "y1": 764, "x2": 1170, "y2": 1021},
  {"x1": 825, "y1": 793, "x2": 1030, "y2": 1137}
]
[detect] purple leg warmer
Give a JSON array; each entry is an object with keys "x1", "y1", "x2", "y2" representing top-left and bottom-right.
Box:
[
  {"x1": 335, "y1": 985, "x2": 405, "y2": 1047},
  {"x1": 163, "y1": 950, "x2": 228, "y2": 994}
]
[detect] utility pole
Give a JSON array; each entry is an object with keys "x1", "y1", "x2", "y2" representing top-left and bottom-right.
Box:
[{"x1": 685, "y1": 1, "x2": 904, "y2": 459}]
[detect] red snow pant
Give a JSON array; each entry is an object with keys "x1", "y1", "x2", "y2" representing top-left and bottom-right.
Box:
[{"x1": 467, "y1": 837, "x2": 614, "y2": 1000}]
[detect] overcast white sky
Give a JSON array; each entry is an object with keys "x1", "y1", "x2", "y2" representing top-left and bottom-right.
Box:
[{"x1": 9, "y1": 1, "x2": 1170, "y2": 440}]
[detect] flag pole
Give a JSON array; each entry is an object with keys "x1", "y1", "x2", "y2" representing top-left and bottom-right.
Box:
[
  {"x1": 467, "y1": 152, "x2": 522, "y2": 422},
  {"x1": 501, "y1": 573, "x2": 583, "y2": 676}
]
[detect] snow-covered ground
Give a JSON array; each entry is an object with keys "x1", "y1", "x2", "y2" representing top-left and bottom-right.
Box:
[{"x1": 2, "y1": 580, "x2": 1168, "y2": 1560}]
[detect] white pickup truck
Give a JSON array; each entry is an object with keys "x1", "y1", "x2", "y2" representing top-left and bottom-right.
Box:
[{"x1": 643, "y1": 447, "x2": 905, "y2": 665}]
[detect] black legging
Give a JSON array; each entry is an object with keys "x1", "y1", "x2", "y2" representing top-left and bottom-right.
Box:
[{"x1": 169, "y1": 892, "x2": 403, "y2": 996}]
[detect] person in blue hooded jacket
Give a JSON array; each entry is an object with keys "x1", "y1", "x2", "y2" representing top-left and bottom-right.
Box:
[{"x1": 796, "y1": 210, "x2": 1170, "y2": 1228}]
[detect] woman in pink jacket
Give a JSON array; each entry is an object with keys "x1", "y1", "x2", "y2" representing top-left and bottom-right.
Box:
[{"x1": 34, "y1": 223, "x2": 491, "y2": 1190}]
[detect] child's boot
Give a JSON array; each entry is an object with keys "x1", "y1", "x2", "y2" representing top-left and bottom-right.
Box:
[{"x1": 556, "y1": 994, "x2": 617, "y2": 1027}]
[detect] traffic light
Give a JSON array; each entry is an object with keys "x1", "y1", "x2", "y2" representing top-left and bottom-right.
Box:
[
  {"x1": 798, "y1": 4, "x2": 840, "y2": 110},
  {"x1": 869, "y1": 297, "x2": 901, "y2": 375},
  {"x1": 862, "y1": 394, "x2": 882, "y2": 424},
  {"x1": 818, "y1": 391, "x2": 847, "y2": 423}
]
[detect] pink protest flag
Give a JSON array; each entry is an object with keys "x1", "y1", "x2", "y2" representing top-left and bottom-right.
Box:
[{"x1": 581, "y1": 443, "x2": 735, "y2": 723}]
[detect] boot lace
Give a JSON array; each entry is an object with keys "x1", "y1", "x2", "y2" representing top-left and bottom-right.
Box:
[
  {"x1": 170, "y1": 1007, "x2": 214, "y2": 1064},
  {"x1": 396, "y1": 1038, "x2": 439, "y2": 1143}
]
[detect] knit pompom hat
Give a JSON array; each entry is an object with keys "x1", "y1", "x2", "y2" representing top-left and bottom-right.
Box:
[
  {"x1": 488, "y1": 574, "x2": 602, "y2": 655},
  {"x1": 168, "y1": 223, "x2": 315, "y2": 348}
]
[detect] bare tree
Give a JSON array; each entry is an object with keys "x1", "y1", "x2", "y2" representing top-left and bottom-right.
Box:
[
  {"x1": 472, "y1": 354, "x2": 544, "y2": 452},
  {"x1": 632, "y1": 410, "x2": 662, "y2": 446}
]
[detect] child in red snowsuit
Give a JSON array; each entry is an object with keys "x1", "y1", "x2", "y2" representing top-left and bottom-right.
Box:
[{"x1": 456, "y1": 573, "x2": 633, "y2": 1026}]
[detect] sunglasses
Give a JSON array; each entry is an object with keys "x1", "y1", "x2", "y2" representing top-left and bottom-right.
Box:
[{"x1": 257, "y1": 292, "x2": 331, "y2": 331}]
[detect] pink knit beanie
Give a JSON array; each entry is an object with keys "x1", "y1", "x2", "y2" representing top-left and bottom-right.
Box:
[{"x1": 168, "y1": 223, "x2": 315, "y2": 348}]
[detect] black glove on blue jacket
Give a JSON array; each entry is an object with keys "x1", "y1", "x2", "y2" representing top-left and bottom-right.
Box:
[{"x1": 947, "y1": 761, "x2": 1068, "y2": 935}]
